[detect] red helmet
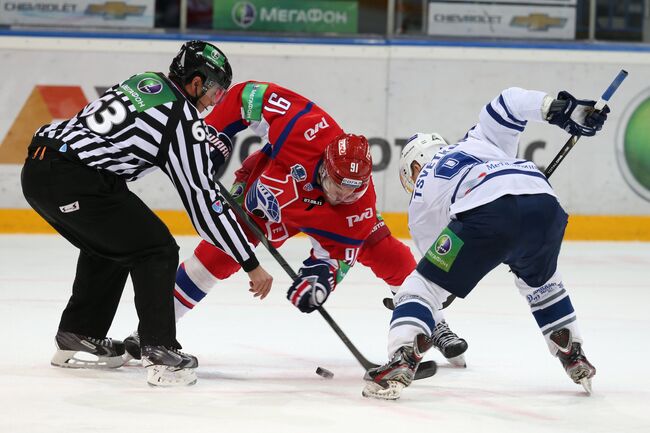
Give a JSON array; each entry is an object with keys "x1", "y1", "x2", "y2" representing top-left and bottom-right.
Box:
[{"x1": 321, "y1": 134, "x2": 372, "y2": 205}]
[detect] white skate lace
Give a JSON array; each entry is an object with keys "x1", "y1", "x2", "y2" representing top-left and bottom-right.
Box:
[{"x1": 431, "y1": 322, "x2": 459, "y2": 348}]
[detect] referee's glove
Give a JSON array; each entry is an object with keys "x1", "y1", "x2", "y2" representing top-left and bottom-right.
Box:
[{"x1": 207, "y1": 131, "x2": 233, "y2": 168}]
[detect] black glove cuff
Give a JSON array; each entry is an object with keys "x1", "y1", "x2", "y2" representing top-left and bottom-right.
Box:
[{"x1": 546, "y1": 98, "x2": 571, "y2": 122}]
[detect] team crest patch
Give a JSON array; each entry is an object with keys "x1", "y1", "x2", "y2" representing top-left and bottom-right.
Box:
[
  {"x1": 303, "y1": 183, "x2": 314, "y2": 192},
  {"x1": 212, "y1": 200, "x2": 223, "y2": 213},
  {"x1": 246, "y1": 179, "x2": 281, "y2": 222},
  {"x1": 424, "y1": 227, "x2": 464, "y2": 272},
  {"x1": 290, "y1": 164, "x2": 307, "y2": 182}
]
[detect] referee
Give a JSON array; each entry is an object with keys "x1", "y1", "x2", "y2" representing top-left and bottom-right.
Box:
[{"x1": 21, "y1": 40, "x2": 272, "y2": 386}]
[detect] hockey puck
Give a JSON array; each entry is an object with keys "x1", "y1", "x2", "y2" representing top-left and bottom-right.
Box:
[{"x1": 315, "y1": 367, "x2": 334, "y2": 379}]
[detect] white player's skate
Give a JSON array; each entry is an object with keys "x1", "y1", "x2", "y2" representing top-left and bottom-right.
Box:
[
  {"x1": 51, "y1": 330, "x2": 125, "y2": 369},
  {"x1": 141, "y1": 345, "x2": 198, "y2": 387},
  {"x1": 550, "y1": 328, "x2": 596, "y2": 394},
  {"x1": 362, "y1": 334, "x2": 433, "y2": 400},
  {"x1": 431, "y1": 321, "x2": 468, "y2": 367}
]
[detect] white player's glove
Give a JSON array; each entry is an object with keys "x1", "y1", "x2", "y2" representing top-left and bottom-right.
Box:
[{"x1": 545, "y1": 91, "x2": 609, "y2": 137}]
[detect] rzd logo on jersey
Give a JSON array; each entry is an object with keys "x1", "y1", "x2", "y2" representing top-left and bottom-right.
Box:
[
  {"x1": 304, "y1": 117, "x2": 330, "y2": 141},
  {"x1": 346, "y1": 207, "x2": 373, "y2": 227}
]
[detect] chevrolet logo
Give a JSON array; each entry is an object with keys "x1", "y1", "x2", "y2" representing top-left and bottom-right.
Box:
[
  {"x1": 86, "y1": 1, "x2": 146, "y2": 20},
  {"x1": 511, "y1": 13, "x2": 566, "y2": 31}
]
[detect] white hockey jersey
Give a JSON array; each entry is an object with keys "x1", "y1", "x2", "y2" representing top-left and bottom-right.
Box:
[{"x1": 409, "y1": 87, "x2": 557, "y2": 257}]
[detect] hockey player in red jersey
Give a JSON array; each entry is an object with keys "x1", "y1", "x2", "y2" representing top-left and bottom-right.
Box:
[
  {"x1": 125, "y1": 81, "x2": 467, "y2": 365},
  {"x1": 176, "y1": 81, "x2": 408, "y2": 309}
]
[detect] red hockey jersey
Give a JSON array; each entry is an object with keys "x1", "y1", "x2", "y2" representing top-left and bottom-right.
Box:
[{"x1": 205, "y1": 81, "x2": 378, "y2": 268}]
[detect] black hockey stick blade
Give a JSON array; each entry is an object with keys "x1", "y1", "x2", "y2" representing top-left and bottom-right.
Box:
[
  {"x1": 364, "y1": 360, "x2": 437, "y2": 380},
  {"x1": 414, "y1": 360, "x2": 437, "y2": 380}
]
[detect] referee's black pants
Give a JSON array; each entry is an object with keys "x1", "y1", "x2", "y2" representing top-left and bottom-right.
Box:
[{"x1": 21, "y1": 145, "x2": 179, "y2": 348}]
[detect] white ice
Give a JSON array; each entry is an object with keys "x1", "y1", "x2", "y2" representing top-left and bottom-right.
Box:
[{"x1": 1, "y1": 235, "x2": 649, "y2": 433}]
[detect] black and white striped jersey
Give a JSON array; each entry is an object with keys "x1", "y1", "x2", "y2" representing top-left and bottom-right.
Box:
[{"x1": 34, "y1": 72, "x2": 258, "y2": 271}]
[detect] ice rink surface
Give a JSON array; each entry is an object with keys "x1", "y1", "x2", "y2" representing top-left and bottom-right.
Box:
[{"x1": 1, "y1": 234, "x2": 649, "y2": 433}]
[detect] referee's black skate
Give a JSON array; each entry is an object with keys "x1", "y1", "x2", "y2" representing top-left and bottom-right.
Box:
[
  {"x1": 431, "y1": 321, "x2": 468, "y2": 367},
  {"x1": 51, "y1": 330, "x2": 125, "y2": 369},
  {"x1": 550, "y1": 328, "x2": 596, "y2": 394},
  {"x1": 141, "y1": 345, "x2": 198, "y2": 387},
  {"x1": 362, "y1": 334, "x2": 434, "y2": 400}
]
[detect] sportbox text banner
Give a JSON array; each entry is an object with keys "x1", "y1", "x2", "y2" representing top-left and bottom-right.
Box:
[
  {"x1": 0, "y1": 0, "x2": 154, "y2": 27},
  {"x1": 0, "y1": 38, "x2": 649, "y2": 216},
  {"x1": 427, "y1": 1, "x2": 576, "y2": 39},
  {"x1": 213, "y1": 0, "x2": 358, "y2": 33}
]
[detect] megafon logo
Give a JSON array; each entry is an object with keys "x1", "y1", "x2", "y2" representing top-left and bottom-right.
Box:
[
  {"x1": 434, "y1": 234, "x2": 452, "y2": 255},
  {"x1": 137, "y1": 77, "x2": 162, "y2": 94},
  {"x1": 232, "y1": 1, "x2": 256, "y2": 28},
  {"x1": 616, "y1": 89, "x2": 650, "y2": 201}
]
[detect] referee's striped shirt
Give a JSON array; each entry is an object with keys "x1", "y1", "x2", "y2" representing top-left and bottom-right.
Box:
[{"x1": 34, "y1": 72, "x2": 259, "y2": 271}]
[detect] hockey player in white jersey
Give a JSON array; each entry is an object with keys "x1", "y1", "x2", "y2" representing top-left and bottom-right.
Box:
[{"x1": 362, "y1": 87, "x2": 609, "y2": 400}]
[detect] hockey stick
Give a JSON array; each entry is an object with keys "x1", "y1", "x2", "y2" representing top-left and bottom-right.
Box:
[
  {"x1": 383, "y1": 70, "x2": 629, "y2": 312},
  {"x1": 215, "y1": 179, "x2": 437, "y2": 380},
  {"x1": 544, "y1": 69, "x2": 628, "y2": 178}
]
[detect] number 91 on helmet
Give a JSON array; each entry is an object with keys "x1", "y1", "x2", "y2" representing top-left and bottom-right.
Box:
[{"x1": 320, "y1": 134, "x2": 372, "y2": 206}]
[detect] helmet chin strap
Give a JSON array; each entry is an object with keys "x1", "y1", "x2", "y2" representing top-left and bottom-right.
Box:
[{"x1": 184, "y1": 81, "x2": 206, "y2": 107}]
